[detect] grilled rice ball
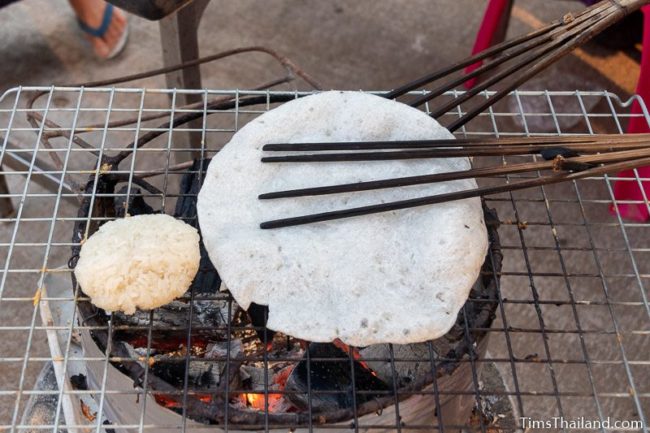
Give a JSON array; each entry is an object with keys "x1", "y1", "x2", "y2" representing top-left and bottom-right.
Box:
[{"x1": 74, "y1": 214, "x2": 200, "y2": 314}]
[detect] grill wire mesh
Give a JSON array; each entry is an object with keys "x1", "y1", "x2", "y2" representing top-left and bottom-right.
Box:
[{"x1": 0, "y1": 86, "x2": 649, "y2": 432}]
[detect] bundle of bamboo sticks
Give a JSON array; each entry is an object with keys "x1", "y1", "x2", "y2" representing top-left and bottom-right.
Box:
[{"x1": 259, "y1": 134, "x2": 650, "y2": 228}]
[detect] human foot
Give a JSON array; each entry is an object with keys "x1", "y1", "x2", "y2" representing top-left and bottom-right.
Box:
[{"x1": 69, "y1": 0, "x2": 128, "y2": 59}]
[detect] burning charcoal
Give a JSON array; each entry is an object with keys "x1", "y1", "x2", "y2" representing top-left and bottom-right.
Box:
[
  {"x1": 238, "y1": 365, "x2": 297, "y2": 413},
  {"x1": 113, "y1": 299, "x2": 231, "y2": 333},
  {"x1": 247, "y1": 302, "x2": 276, "y2": 344},
  {"x1": 151, "y1": 359, "x2": 220, "y2": 388},
  {"x1": 284, "y1": 343, "x2": 389, "y2": 413},
  {"x1": 205, "y1": 340, "x2": 243, "y2": 360},
  {"x1": 240, "y1": 365, "x2": 267, "y2": 388},
  {"x1": 194, "y1": 299, "x2": 232, "y2": 325},
  {"x1": 359, "y1": 343, "x2": 433, "y2": 388},
  {"x1": 114, "y1": 187, "x2": 155, "y2": 218},
  {"x1": 239, "y1": 363, "x2": 293, "y2": 390},
  {"x1": 123, "y1": 342, "x2": 222, "y2": 389}
]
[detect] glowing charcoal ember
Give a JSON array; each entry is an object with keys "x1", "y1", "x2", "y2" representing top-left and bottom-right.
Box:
[
  {"x1": 239, "y1": 392, "x2": 287, "y2": 412},
  {"x1": 236, "y1": 364, "x2": 298, "y2": 413},
  {"x1": 284, "y1": 343, "x2": 390, "y2": 412}
]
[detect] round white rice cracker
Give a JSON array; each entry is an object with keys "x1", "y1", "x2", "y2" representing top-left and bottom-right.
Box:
[
  {"x1": 198, "y1": 91, "x2": 488, "y2": 346},
  {"x1": 74, "y1": 214, "x2": 201, "y2": 315}
]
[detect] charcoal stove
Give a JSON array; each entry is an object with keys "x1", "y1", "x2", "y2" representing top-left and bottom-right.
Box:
[
  {"x1": 0, "y1": 87, "x2": 648, "y2": 433},
  {"x1": 67, "y1": 153, "x2": 502, "y2": 432}
]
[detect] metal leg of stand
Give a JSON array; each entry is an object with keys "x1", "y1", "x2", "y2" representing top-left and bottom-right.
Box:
[{"x1": 159, "y1": 0, "x2": 210, "y2": 163}]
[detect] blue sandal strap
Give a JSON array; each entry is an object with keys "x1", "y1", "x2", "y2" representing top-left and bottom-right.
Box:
[{"x1": 78, "y1": 3, "x2": 113, "y2": 38}]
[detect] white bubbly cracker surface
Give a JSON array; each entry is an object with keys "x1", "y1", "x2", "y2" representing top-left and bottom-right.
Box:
[
  {"x1": 197, "y1": 91, "x2": 488, "y2": 345},
  {"x1": 75, "y1": 214, "x2": 201, "y2": 315}
]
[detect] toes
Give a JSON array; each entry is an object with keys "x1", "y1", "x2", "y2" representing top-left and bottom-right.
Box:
[
  {"x1": 111, "y1": 9, "x2": 127, "y2": 32},
  {"x1": 107, "y1": 25, "x2": 123, "y2": 45},
  {"x1": 105, "y1": 23, "x2": 120, "y2": 42},
  {"x1": 114, "y1": 9, "x2": 127, "y2": 26},
  {"x1": 92, "y1": 37, "x2": 111, "y2": 58},
  {"x1": 87, "y1": 7, "x2": 127, "y2": 59},
  {"x1": 99, "y1": 10, "x2": 127, "y2": 55}
]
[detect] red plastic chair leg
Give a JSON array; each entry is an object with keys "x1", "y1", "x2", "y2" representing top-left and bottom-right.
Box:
[
  {"x1": 612, "y1": 5, "x2": 650, "y2": 222},
  {"x1": 464, "y1": 0, "x2": 513, "y2": 89}
]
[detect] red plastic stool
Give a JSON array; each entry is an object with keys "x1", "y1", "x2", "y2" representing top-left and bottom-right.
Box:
[
  {"x1": 611, "y1": 5, "x2": 650, "y2": 221},
  {"x1": 464, "y1": 0, "x2": 514, "y2": 89}
]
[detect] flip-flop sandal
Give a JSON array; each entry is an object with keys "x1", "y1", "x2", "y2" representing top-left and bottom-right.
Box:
[{"x1": 78, "y1": 3, "x2": 129, "y2": 60}]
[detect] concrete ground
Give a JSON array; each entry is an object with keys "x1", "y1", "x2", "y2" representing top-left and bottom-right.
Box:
[{"x1": 0, "y1": 0, "x2": 648, "y2": 431}]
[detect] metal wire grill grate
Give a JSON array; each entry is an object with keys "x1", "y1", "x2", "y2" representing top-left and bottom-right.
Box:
[{"x1": 0, "y1": 86, "x2": 648, "y2": 433}]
